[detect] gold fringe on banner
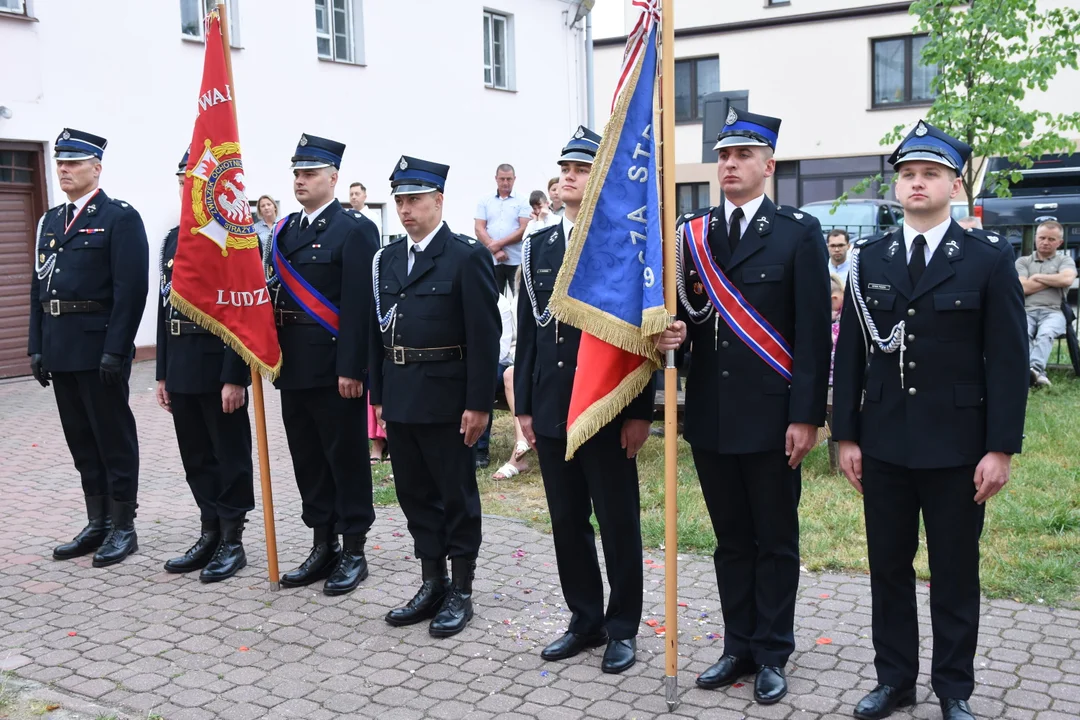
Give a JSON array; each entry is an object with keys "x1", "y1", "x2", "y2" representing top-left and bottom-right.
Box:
[
  {"x1": 168, "y1": 289, "x2": 282, "y2": 381},
  {"x1": 564, "y1": 357, "x2": 657, "y2": 460}
]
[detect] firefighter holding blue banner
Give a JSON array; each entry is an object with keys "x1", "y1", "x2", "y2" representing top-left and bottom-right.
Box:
[
  {"x1": 657, "y1": 110, "x2": 832, "y2": 705},
  {"x1": 266, "y1": 133, "x2": 380, "y2": 596}
]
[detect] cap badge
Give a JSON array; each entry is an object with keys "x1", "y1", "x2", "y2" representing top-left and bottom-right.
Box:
[
  {"x1": 399, "y1": 157, "x2": 408, "y2": 171},
  {"x1": 574, "y1": 127, "x2": 585, "y2": 139},
  {"x1": 726, "y1": 108, "x2": 738, "y2": 125},
  {"x1": 62, "y1": 130, "x2": 71, "y2": 140},
  {"x1": 915, "y1": 122, "x2": 928, "y2": 137},
  {"x1": 299, "y1": 135, "x2": 309, "y2": 146}
]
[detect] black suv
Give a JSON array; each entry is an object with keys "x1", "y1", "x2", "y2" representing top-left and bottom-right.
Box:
[{"x1": 798, "y1": 199, "x2": 904, "y2": 242}]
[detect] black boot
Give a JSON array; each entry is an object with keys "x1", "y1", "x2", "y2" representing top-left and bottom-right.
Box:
[
  {"x1": 200, "y1": 517, "x2": 247, "y2": 583},
  {"x1": 385, "y1": 559, "x2": 449, "y2": 626},
  {"x1": 429, "y1": 556, "x2": 475, "y2": 637},
  {"x1": 53, "y1": 495, "x2": 110, "y2": 560},
  {"x1": 323, "y1": 533, "x2": 369, "y2": 596},
  {"x1": 92, "y1": 500, "x2": 138, "y2": 568},
  {"x1": 164, "y1": 519, "x2": 221, "y2": 573},
  {"x1": 280, "y1": 527, "x2": 341, "y2": 588}
]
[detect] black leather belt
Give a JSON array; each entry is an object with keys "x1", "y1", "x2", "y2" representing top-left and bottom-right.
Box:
[
  {"x1": 384, "y1": 346, "x2": 466, "y2": 365},
  {"x1": 275, "y1": 310, "x2": 320, "y2": 326},
  {"x1": 169, "y1": 319, "x2": 209, "y2": 336},
  {"x1": 42, "y1": 300, "x2": 105, "y2": 316}
]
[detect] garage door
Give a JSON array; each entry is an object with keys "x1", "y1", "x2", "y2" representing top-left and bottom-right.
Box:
[{"x1": 0, "y1": 148, "x2": 43, "y2": 378}]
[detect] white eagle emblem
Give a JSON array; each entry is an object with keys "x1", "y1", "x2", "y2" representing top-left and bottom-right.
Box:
[
  {"x1": 726, "y1": 108, "x2": 738, "y2": 125},
  {"x1": 793, "y1": 212, "x2": 804, "y2": 220},
  {"x1": 399, "y1": 157, "x2": 408, "y2": 171},
  {"x1": 574, "y1": 127, "x2": 585, "y2": 139},
  {"x1": 299, "y1": 135, "x2": 309, "y2": 146},
  {"x1": 62, "y1": 130, "x2": 71, "y2": 140},
  {"x1": 915, "y1": 122, "x2": 928, "y2": 137}
]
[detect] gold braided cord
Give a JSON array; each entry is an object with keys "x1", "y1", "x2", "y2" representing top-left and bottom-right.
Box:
[{"x1": 167, "y1": 289, "x2": 282, "y2": 381}]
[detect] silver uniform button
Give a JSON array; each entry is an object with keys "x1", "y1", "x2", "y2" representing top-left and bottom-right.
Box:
[
  {"x1": 907, "y1": 308, "x2": 915, "y2": 316},
  {"x1": 907, "y1": 334, "x2": 915, "y2": 342},
  {"x1": 721, "y1": 371, "x2": 729, "y2": 378},
  {"x1": 907, "y1": 361, "x2": 916, "y2": 369},
  {"x1": 557, "y1": 361, "x2": 564, "y2": 368},
  {"x1": 955, "y1": 299, "x2": 962, "y2": 306},
  {"x1": 908, "y1": 387, "x2": 917, "y2": 396},
  {"x1": 721, "y1": 341, "x2": 729, "y2": 348}
]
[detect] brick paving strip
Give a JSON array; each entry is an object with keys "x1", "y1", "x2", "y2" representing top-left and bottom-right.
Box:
[{"x1": 1, "y1": 363, "x2": 1078, "y2": 720}]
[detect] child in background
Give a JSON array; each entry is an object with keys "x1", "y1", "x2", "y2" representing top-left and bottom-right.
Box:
[{"x1": 829, "y1": 274, "x2": 844, "y2": 386}]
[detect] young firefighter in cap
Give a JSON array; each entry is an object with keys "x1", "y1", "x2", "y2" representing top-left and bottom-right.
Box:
[
  {"x1": 370, "y1": 156, "x2": 500, "y2": 638},
  {"x1": 514, "y1": 127, "x2": 653, "y2": 674},
  {"x1": 266, "y1": 133, "x2": 380, "y2": 595},
  {"x1": 832, "y1": 121, "x2": 1028, "y2": 720},
  {"x1": 30, "y1": 128, "x2": 149, "y2": 568},
  {"x1": 155, "y1": 149, "x2": 254, "y2": 582},
  {"x1": 656, "y1": 110, "x2": 831, "y2": 704}
]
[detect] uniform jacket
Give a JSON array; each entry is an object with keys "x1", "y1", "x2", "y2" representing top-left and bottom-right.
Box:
[
  {"x1": 270, "y1": 203, "x2": 379, "y2": 391},
  {"x1": 514, "y1": 222, "x2": 656, "y2": 440},
  {"x1": 155, "y1": 227, "x2": 251, "y2": 395},
  {"x1": 29, "y1": 189, "x2": 149, "y2": 373},
  {"x1": 676, "y1": 197, "x2": 831, "y2": 454},
  {"x1": 832, "y1": 221, "x2": 1029, "y2": 469},
  {"x1": 368, "y1": 223, "x2": 501, "y2": 424}
]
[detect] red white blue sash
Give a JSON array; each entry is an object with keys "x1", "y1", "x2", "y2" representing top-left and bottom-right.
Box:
[
  {"x1": 271, "y1": 216, "x2": 340, "y2": 336},
  {"x1": 683, "y1": 214, "x2": 793, "y2": 382}
]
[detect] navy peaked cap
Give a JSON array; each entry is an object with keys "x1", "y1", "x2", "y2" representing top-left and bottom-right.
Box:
[
  {"x1": 888, "y1": 120, "x2": 970, "y2": 173},
  {"x1": 389, "y1": 155, "x2": 449, "y2": 195},
  {"x1": 559, "y1": 126, "x2": 602, "y2": 164},
  {"x1": 714, "y1": 109, "x2": 781, "y2": 151},
  {"x1": 291, "y1": 133, "x2": 345, "y2": 169},
  {"x1": 54, "y1": 128, "x2": 107, "y2": 161}
]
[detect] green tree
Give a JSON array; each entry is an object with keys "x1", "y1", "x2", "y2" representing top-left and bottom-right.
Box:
[{"x1": 840, "y1": 0, "x2": 1080, "y2": 214}]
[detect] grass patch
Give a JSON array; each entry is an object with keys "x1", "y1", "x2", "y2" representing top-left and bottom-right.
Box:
[{"x1": 371, "y1": 371, "x2": 1080, "y2": 605}]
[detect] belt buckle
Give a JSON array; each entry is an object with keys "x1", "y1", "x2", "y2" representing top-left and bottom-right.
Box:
[
  {"x1": 170, "y1": 319, "x2": 181, "y2": 336},
  {"x1": 393, "y1": 346, "x2": 406, "y2": 365},
  {"x1": 49, "y1": 299, "x2": 61, "y2": 317}
]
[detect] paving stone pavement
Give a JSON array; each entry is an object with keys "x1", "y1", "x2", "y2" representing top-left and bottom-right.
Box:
[{"x1": 1, "y1": 362, "x2": 1079, "y2": 720}]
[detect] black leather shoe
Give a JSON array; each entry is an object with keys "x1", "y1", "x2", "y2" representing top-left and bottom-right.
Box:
[
  {"x1": 200, "y1": 518, "x2": 246, "y2": 583},
  {"x1": 323, "y1": 533, "x2": 368, "y2": 596},
  {"x1": 601, "y1": 638, "x2": 637, "y2": 674},
  {"x1": 92, "y1": 501, "x2": 138, "y2": 568},
  {"x1": 754, "y1": 665, "x2": 787, "y2": 705},
  {"x1": 165, "y1": 519, "x2": 221, "y2": 573},
  {"x1": 940, "y1": 698, "x2": 976, "y2": 720},
  {"x1": 475, "y1": 451, "x2": 490, "y2": 469},
  {"x1": 540, "y1": 630, "x2": 608, "y2": 661},
  {"x1": 854, "y1": 685, "x2": 916, "y2": 719},
  {"x1": 53, "y1": 495, "x2": 110, "y2": 560},
  {"x1": 386, "y1": 559, "x2": 449, "y2": 626},
  {"x1": 280, "y1": 527, "x2": 341, "y2": 588},
  {"x1": 429, "y1": 556, "x2": 475, "y2": 637},
  {"x1": 696, "y1": 654, "x2": 756, "y2": 689}
]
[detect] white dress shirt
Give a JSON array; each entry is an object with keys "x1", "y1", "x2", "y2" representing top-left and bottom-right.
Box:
[
  {"x1": 301, "y1": 199, "x2": 337, "y2": 228},
  {"x1": 407, "y1": 221, "x2": 445, "y2": 273},
  {"x1": 902, "y1": 217, "x2": 952, "y2": 265},
  {"x1": 724, "y1": 193, "x2": 766, "y2": 239},
  {"x1": 561, "y1": 214, "x2": 575, "y2": 249}
]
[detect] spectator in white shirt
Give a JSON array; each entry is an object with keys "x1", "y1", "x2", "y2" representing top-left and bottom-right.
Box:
[
  {"x1": 524, "y1": 190, "x2": 561, "y2": 239},
  {"x1": 475, "y1": 164, "x2": 531, "y2": 295},
  {"x1": 827, "y1": 228, "x2": 851, "y2": 279}
]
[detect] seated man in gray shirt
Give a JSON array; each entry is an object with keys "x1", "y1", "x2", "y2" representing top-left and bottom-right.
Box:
[{"x1": 1015, "y1": 220, "x2": 1077, "y2": 387}]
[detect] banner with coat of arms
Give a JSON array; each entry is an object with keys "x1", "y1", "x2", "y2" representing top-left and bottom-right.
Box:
[{"x1": 170, "y1": 8, "x2": 281, "y2": 378}]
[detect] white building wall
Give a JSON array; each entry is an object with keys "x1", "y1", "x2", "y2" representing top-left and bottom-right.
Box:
[{"x1": 0, "y1": 0, "x2": 587, "y2": 348}]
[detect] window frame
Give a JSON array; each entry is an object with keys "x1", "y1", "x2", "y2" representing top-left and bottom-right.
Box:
[
  {"x1": 180, "y1": 0, "x2": 241, "y2": 48},
  {"x1": 483, "y1": 9, "x2": 516, "y2": 91},
  {"x1": 674, "y1": 56, "x2": 720, "y2": 124},
  {"x1": 315, "y1": 0, "x2": 365, "y2": 65},
  {"x1": 676, "y1": 182, "x2": 711, "y2": 216},
  {"x1": 870, "y1": 33, "x2": 936, "y2": 109},
  {"x1": 0, "y1": 0, "x2": 26, "y2": 15}
]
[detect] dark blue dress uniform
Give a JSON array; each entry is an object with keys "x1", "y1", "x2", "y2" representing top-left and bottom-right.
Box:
[
  {"x1": 29, "y1": 129, "x2": 148, "y2": 568},
  {"x1": 268, "y1": 134, "x2": 379, "y2": 595},
  {"x1": 514, "y1": 127, "x2": 654, "y2": 674},
  {"x1": 676, "y1": 112, "x2": 831, "y2": 697},
  {"x1": 370, "y1": 156, "x2": 500, "y2": 638},
  {"x1": 155, "y1": 150, "x2": 255, "y2": 582},
  {"x1": 832, "y1": 122, "x2": 1028, "y2": 716}
]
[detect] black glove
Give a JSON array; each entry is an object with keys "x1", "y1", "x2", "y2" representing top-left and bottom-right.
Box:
[
  {"x1": 99, "y1": 353, "x2": 125, "y2": 387},
  {"x1": 30, "y1": 354, "x2": 50, "y2": 388}
]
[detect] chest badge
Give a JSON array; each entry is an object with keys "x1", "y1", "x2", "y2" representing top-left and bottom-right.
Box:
[
  {"x1": 887, "y1": 240, "x2": 900, "y2": 257},
  {"x1": 945, "y1": 239, "x2": 960, "y2": 257},
  {"x1": 312, "y1": 243, "x2": 322, "y2": 248},
  {"x1": 49, "y1": 239, "x2": 56, "y2": 248},
  {"x1": 868, "y1": 283, "x2": 891, "y2": 291},
  {"x1": 167, "y1": 258, "x2": 174, "y2": 268},
  {"x1": 86, "y1": 204, "x2": 97, "y2": 215},
  {"x1": 693, "y1": 281, "x2": 704, "y2": 295},
  {"x1": 39, "y1": 253, "x2": 46, "y2": 262}
]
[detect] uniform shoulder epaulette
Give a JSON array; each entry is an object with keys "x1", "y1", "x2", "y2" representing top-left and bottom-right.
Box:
[
  {"x1": 964, "y1": 227, "x2": 1008, "y2": 250},
  {"x1": 774, "y1": 205, "x2": 815, "y2": 225},
  {"x1": 453, "y1": 233, "x2": 480, "y2": 246},
  {"x1": 386, "y1": 234, "x2": 406, "y2": 245},
  {"x1": 854, "y1": 231, "x2": 889, "y2": 249},
  {"x1": 676, "y1": 206, "x2": 713, "y2": 228},
  {"x1": 109, "y1": 198, "x2": 134, "y2": 210},
  {"x1": 528, "y1": 223, "x2": 561, "y2": 240}
]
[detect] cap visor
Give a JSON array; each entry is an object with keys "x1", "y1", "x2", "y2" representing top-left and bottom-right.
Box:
[
  {"x1": 893, "y1": 151, "x2": 958, "y2": 171},
  {"x1": 291, "y1": 160, "x2": 333, "y2": 169},
  {"x1": 558, "y1": 151, "x2": 596, "y2": 164},
  {"x1": 390, "y1": 185, "x2": 439, "y2": 195},
  {"x1": 713, "y1": 137, "x2": 769, "y2": 150},
  {"x1": 54, "y1": 151, "x2": 96, "y2": 161}
]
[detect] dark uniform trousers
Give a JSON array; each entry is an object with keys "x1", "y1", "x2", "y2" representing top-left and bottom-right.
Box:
[
  {"x1": 369, "y1": 224, "x2": 501, "y2": 562},
  {"x1": 833, "y1": 221, "x2": 1029, "y2": 700},
  {"x1": 271, "y1": 203, "x2": 380, "y2": 538},
  {"x1": 31, "y1": 191, "x2": 149, "y2": 506},
  {"x1": 675, "y1": 199, "x2": 831, "y2": 668}
]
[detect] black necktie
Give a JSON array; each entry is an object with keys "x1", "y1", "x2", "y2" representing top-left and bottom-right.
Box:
[
  {"x1": 909, "y1": 235, "x2": 927, "y2": 286},
  {"x1": 300, "y1": 217, "x2": 310, "y2": 232},
  {"x1": 409, "y1": 245, "x2": 422, "y2": 274},
  {"x1": 66, "y1": 203, "x2": 77, "y2": 225},
  {"x1": 728, "y1": 207, "x2": 744, "y2": 256}
]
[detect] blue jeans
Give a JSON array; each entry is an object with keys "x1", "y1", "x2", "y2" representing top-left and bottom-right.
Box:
[{"x1": 1027, "y1": 307, "x2": 1066, "y2": 373}]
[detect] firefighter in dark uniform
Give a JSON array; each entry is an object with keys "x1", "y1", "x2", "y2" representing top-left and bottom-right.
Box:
[
  {"x1": 155, "y1": 149, "x2": 254, "y2": 582},
  {"x1": 832, "y1": 121, "x2": 1028, "y2": 720},
  {"x1": 267, "y1": 134, "x2": 380, "y2": 596},
  {"x1": 656, "y1": 111, "x2": 832, "y2": 704},
  {"x1": 514, "y1": 127, "x2": 654, "y2": 675},
  {"x1": 29, "y1": 128, "x2": 149, "y2": 568},
  {"x1": 370, "y1": 156, "x2": 500, "y2": 638}
]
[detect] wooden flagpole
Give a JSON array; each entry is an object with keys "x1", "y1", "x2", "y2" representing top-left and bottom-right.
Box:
[
  {"x1": 217, "y1": 1, "x2": 281, "y2": 591},
  {"x1": 659, "y1": 0, "x2": 680, "y2": 710}
]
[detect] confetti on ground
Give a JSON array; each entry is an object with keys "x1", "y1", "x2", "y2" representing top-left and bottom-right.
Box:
[
  {"x1": 67, "y1": 631, "x2": 77, "y2": 636},
  {"x1": 512, "y1": 549, "x2": 526, "y2": 559},
  {"x1": 392, "y1": 532, "x2": 404, "y2": 537},
  {"x1": 239, "y1": 646, "x2": 249, "y2": 651},
  {"x1": 540, "y1": 670, "x2": 549, "y2": 677},
  {"x1": 645, "y1": 619, "x2": 659, "y2": 627},
  {"x1": 816, "y1": 638, "x2": 832, "y2": 645},
  {"x1": 46, "y1": 705, "x2": 60, "y2": 711},
  {"x1": 733, "y1": 682, "x2": 745, "y2": 688},
  {"x1": 819, "y1": 593, "x2": 830, "y2": 598},
  {"x1": 372, "y1": 545, "x2": 381, "y2": 550},
  {"x1": 678, "y1": 602, "x2": 688, "y2": 607},
  {"x1": 654, "y1": 626, "x2": 666, "y2": 635}
]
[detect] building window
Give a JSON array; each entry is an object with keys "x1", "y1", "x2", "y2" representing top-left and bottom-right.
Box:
[
  {"x1": 676, "y1": 183, "x2": 710, "y2": 216},
  {"x1": 774, "y1": 155, "x2": 897, "y2": 209},
  {"x1": 181, "y1": 0, "x2": 241, "y2": 46},
  {"x1": 872, "y1": 35, "x2": 936, "y2": 107},
  {"x1": 674, "y1": 57, "x2": 719, "y2": 122},
  {"x1": 316, "y1": 0, "x2": 364, "y2": 64},
  {"x1": 0, "y1": 150, "x2": 34, "y2": 184},
  {"x1": 0, "y1": 0, "x2": 27, "y2": 16},
  {"x1": 484, "y1": 11, "x2": 515, "y2": 90}
]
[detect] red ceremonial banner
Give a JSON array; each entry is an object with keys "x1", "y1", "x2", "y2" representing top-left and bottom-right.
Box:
[{"x1": 170, "y1": 9, "x2": 281, "y2": 378}]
